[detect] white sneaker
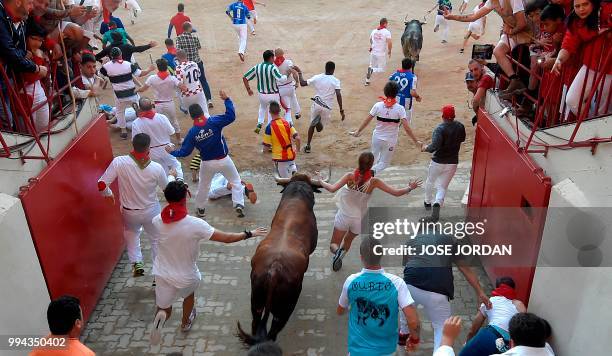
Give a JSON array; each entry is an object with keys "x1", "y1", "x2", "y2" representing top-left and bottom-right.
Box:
[{"x1": 150, "y1": 310, "x2": 167, "y2": 345}]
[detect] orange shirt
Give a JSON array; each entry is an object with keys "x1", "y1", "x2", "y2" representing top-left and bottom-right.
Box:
[{"x1": 30, "y1": 337, "x2": 95, "y2": 356}]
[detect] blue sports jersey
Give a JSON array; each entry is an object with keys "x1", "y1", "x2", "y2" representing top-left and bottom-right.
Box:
[
  {"x1": 389, "y1": 70, "x2": 417, "y2": 109},
  {"x1": 226, "y1": 2, "x2": 251, "y2": 25}
]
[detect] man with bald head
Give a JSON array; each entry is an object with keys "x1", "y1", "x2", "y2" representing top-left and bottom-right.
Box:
[
  {"x1": 274, "y1": 48, "x2": 301, "y2": 123},
  {"x1": 131, "y1": 97, "x2": 184, "y2": 180}
]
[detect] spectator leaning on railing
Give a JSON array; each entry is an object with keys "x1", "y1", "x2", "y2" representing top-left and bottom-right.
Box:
[
  {"x1": 0, "y1": 0, "x2": 45, "y2": 76},
  {"x1": 444, "y1": 0, "x2": 533, "y2": 95},
  {"x1": 552, "y1": 0, "x2": 611, "y2": 119}
]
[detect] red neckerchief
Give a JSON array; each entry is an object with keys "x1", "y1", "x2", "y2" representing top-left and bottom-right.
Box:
[
  {"x1": 379, "y1": 96, "x2": 397, "y2": 108},
  {"x1": 139, "y1": 110, "x2": 156, "y2": 119},
  {"x1": 353, "y1": 169, "x2": 373, "y2": 187},
  {"x1": 157, "y1": 71, "x2": 170, "y2": 80},
  {"x1": 194, "y1": 115, "x2": 208, "y2": 127},
  {"x1": 377, "y1": 24, "x2": 387, "y2": 30},
  {"x1": 397, "y1": 69, "x2": 410, "y2": 73},
  {"x1": 112, "y1": 59, "x2": 124, "y2": 64},
  {"x1": 161, "y1": 198, "x2": 188, "y2": 223},
  {"x1": 129, "y1": 150, "x2": 151, "y2": 169},
  {"x1": 491, "y1": 284, "x2": 517, "y2": 300},
  {"x1": 167, "y1": 46, "x2": 177, "y2": 55},
  {"x1": 274, "y1": 56, "x2": 285, "y2": 67},
  {"x1": 5, "y1": 5, "x2": 21, "y2": 23}
]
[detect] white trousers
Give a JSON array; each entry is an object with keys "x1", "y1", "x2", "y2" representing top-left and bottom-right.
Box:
[
  {"x1": 435, "y1": 15, "x2": 449, "y2": 41},
  {"x1": 275, "y1": 160, "x2": 297, "y2": 178},
  {"x1": 258, "y1": 92, "x2": 281, "y2": 125},
  {"x1": 150, "y1": 147, "x2": 184, "y2": 180},
  {"x1": 155, "y1": 101, "x2": 180, "y2": 133},
  {"x1": 181, "y1": 92, "x2": 210, "y2": 118},
  {"x1": 116, "y1": 96, "x2": 139, "y2": 129},
  {"x1": 122, "y1": 204, "x2": 161, "y2": 264},
  {"x1": 371, "y1": 136, "x2": 396, "y2": 174},
  {"x1": 232, "y1": 24, "x2": 248, "y2": 54},
  {"x1": 208, "y1": 173, "x2": 231, "y2": 199},
  {"x1": 279, "y1": 84, "x2": 301, "y2": 123},
  {"x1": 125, "y1": 0, "x2": 142, "y2": 22},
  {"x1": 565, "y1": 65, "x2": 612, "y2": 119},
  {"x1": 369, "y1": 53, "x2": 387, "y2": 73},
  {"x1": 424, "y1": 160, "x2": 458, "y2": 205},
  {"x1": 197, "y1": 156, "x2": 244, "y2": 208},
  {"x1": 247, "y1": 10, "x2": 257, "y2": 32},
  {"x1": 399, "y1": 284, "x2": 451, "y2": 352}
]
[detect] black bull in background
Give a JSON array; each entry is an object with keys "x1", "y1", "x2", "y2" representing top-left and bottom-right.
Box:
[
  {"x1": 237, "y1": 170, "x2": 331, "y2": 347},
  {"x1": 402, "y1": 19, "x2": 424, "y2": 62}
]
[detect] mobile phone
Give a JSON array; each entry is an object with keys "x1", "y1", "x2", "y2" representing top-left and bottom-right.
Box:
[{"x1": 86, "y1": 5, "x2": 93, "y2": 12}]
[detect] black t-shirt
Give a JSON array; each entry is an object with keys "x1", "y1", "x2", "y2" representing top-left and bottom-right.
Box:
[{"x1": 402, "y1": 233, "x2": 467, "y2": 299}]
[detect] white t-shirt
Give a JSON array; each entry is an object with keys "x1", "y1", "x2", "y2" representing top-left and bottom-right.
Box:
[
  {"x1": 131, "y1": 114, "x2": 175, "y2": 156},
  {"x1": 98, "y1": 156, "x2": 168, "y2": 209},
  {"x1": 370, "y1": 28, "x2": 391, "y2": 56},
  {"x1": 370, "y1": 102, "x2": 407, "y2": 144},
  {"x1": 485, "y1": 0, "x2": 525, "y2": 14},
  {"x1": 276, "y1": 58, "x2": 295, "y2": 86},
  {"x1": 479, "y1": 296, "x2": 519, "y2": 332},
  {"x1": 307, "y1": 73, "x2": 341, "y2": 108},
  {"x1": 152, "y1": 215, "x2": 215, "y2": 288},
  {"x1": 145, "y1": 74, "x2": 181, "y2": 102}
]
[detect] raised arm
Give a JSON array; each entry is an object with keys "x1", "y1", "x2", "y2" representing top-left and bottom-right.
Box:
[
  {"x1": 319, "y1": 172, "x2": 351, "y2": 193},
  {"x1": 444, "y1": 6, "x2": 492, "y2": 22}
]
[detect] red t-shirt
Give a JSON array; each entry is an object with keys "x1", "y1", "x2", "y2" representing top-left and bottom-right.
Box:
[
  {"x1": 478, "y1": 74, "x2": 495, "y2": 90},
  {"x1": 243, "y1": 0, "x2": 255, "y2": 10},
  {"x1": 561, "y1": 2, "x2": 611, "y2": 73},
  {"x1": 170, "y1": 12, "x2": 192, "y2": 36}
]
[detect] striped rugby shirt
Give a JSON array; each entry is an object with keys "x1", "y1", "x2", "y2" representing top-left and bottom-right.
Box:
[
  {"x1": 243, "y1": 62, "x2": 286, "y2": 94},
  {"x1": 100, "y1": 60, "x2": 141, "y2": 101}
]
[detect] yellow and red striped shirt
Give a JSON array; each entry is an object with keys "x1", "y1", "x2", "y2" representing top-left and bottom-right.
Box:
[{"x1": 263, "y1": 118, "x2": 297, "y2": 162}]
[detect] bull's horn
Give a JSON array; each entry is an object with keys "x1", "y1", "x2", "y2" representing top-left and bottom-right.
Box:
[
  {"x1": 274, "y1": 165, "x2": 291, "y2": 184},
  {"x1": 404, "y1": 14, "x2": 409, "y2": 22}
]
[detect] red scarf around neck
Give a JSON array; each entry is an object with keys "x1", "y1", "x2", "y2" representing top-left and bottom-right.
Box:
[
  {"x1": 139, "y1": 110, "x2": 156, "y2": 119},
  {"x1": 129, "y1": 150, "x2": 151, "y2": 169},
  {"x1": 157, "y1": 71, "x2": 170, "y2": 80},
  {"x1": 274, "y1": 56, "x2": 285, "y2": 67},
  {"x1": 377, "y1": 24, "x2": 387, "y2": 30},
  {"x1": 161, "y1": 199, "x2": 188, "y2": 223},
  {"x1": 491, "y1": 283, "x2": 517, "y2": 300},
  {"x1": 379, "y1": 96, "x2": 397, "y2": 108},
  {"x1": 194, "y1": 115, "x2": 208, "y2": 127},
  {"x1": 167, "y1": 46, "x2": 177, "y2": 55},
  {"x1": 353, "y1": 169, "x2": 373, "y2": 187}
]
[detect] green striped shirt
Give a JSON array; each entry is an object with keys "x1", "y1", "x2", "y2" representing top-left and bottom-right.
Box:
[{"x1": 243, "y1": 62, "x2": 284, "y2": 94}]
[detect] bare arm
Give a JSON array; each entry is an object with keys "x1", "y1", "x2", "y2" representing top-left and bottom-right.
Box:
[
  {"x1": 466, "y1": 311, "x2": 486, "y2": 341},
  {"x1": 456, "y1": 261, "x2": 492, "y2": 309},
  {"x1": 401, "y1": 120, "x2": 421, "y2": 145},
  {"x1": 242, "y1": 76, "x2": 254, "y2": 95},
  {"x1": 371, "y1": 177, "x2": 422, "y2": 197},
  {"x1": 337, "y1": 305, "x2": 346, "y2": 315},
  {"x1": 135, "y1": 83, "x2": 150, "y2": 93},
  {"x1": 513, "y1": 300, "x2": 527, "y2": 313},
  {"x1": 292, "y1": 133, "x2": 301, "y2": 153},
  {"x1": 336, "y1": 89, "x2": 345, "y2": 120},
  {"x1": 403, "y1": 305, "x2": 421, "y2": 350},
  {"x1": 508, "y1": 11, "x2": 527, "y2": 35},
  {"x1": 351, "y1": 115, "x2": 374, "y2": 136},
  {"x1": 387, "y1": 38, "x2": 393, "y2": 57},
  {"x1": 319, "y1": 173, "x2": 351, "y2": 193},
  {"x1": 445, "y1": 6, "x2": 492, "y2": 22},
  {"x1": 472, "y1": 87, "x2": 487, "y2": 114},
  {"x1": 210, "y1": 227, "x2": 267, "y2": 243}
]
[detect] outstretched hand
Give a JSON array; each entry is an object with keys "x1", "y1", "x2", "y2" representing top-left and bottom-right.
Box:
[
  {"x1": 219, "y1": 90, "x2": 229, "y2": 100},
  {"x1": 408, "y1": 178, "x2": 423, "y2": 190},
  {"x1": 251, "y1": 227, "x2": 268, "y2": 237}
]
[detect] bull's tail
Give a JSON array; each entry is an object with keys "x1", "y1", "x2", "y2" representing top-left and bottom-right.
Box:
[{"x1": 236, "y1": 264, "x2": 281, "y2": 347}]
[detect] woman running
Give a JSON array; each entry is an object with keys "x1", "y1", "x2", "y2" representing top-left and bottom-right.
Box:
[{"x1": 319, "y1": 151, "x2": 422, "y2": 271}]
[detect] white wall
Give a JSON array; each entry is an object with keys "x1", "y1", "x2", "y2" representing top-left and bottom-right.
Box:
[{"x1": 0, "y1": 194, "x2": 50, "y2": 345}]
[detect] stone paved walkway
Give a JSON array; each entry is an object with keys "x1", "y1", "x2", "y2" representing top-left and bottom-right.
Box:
[{"x1": 83, "y1": 163, "x2": 492, "y2": 355}]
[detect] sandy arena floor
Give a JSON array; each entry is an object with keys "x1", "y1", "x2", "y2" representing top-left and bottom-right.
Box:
[{"x1": 103, "y1": 0, "x2": 503, "y2": 173}]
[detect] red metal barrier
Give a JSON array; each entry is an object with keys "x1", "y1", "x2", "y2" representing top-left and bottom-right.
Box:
[
  {"x1": 18, "y1": 115, "x2": 124, "y2": 322},
  {"x1": 468, "y1": 110, "x2": 552, "y2": 304}
]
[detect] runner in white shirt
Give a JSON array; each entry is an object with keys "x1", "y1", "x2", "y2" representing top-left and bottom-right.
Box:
[
  {"x1": 365, "y1": 18, "x2": 392, "y2": 86},
  {"x1": 98, "y1": 133, "x2": 176, "y2": 277},
  {"x1": 295, "y1": 62, "x2": 345, "y2": 153},
  {"x1": 460, "y1": 0, "x2": 488, "y2": 54},
  {"x1": 149, "y1": 180, "x2": 267, "y2": 345},
  {"x1": 350, "y1": 81, "x2": 421, "y2": 174},
  {"x1": 137, "y1": 58, "x2": 184, "y2": 141},
  {"x1": 175, "y1": 49, "x2": 210, "y2": 119},
  {"x1": 274, "y1": 47, "x2": 301, "y2": 123},
  {"x1": 131, "y1": 97, "x2": 184, "y2": 180}
]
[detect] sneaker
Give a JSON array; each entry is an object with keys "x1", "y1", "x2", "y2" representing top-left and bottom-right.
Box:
[
  {"x1": 238, "y1": 53, "x2": 245, "y2": 62},
  {"x1": 332, "y1": 248, "x2": 345, "y2": 272},
  {"x1": 132, "y1": 262, "x2": 145, "y2": 277},
  {"x1": 120, "y1": 131, "x2": 128, "y2": 140},
  {"x1": 196, "y1": 208, "x2": 206, "y2": 218},
  {"x1": 251, "y1": 30, "x2": 256, "y2": 36},
  {"x1": 180, "y1": 107, "x2": 188, "y2": 114},
  {"x1": 181, "y1": 309, "x2": 197, "y2": 332},
  {"x1": 208, "y1": 101, "x2": 214, "y2": 109},
  {"x1": 459, "y1": 48, "x2": 464, "y2": 54},
  {"x1": 235, "y1": 204, "x2": 245, "y2": 218},
  {"x1": 150, "y1": 310, "x2": 167, "y2": 345},
  {"x1": 398, "y1": 333, "x2": 409, "y2": 346},
  {"x1": 295, "y1": 113, "x2": 301, "y2": 120},
  {"x1": 152, "y1": 278, "x2": 156, "y2": 287},
  {"x1": 364, "y1": 80, "x2": 370, "y2": 86},
  {"x1": 254, "y1": 123, "x2": 262, "y2": 134},
  {"x1": 243, "y1": 182, "x2": 258, "y2": 204},
  {"x1": 424, "y1": 202, "x2": 432, "y2": 211},
  {"x1": 303, "y1": 144, "x2": 311, "y2": 153},
  {"x1": 434, "y1": 24, "x2": 440, "y2": 32},
  {"x1": 431, "y1": 203, "x2": 441, "y2": 222},
  {"x1": 441, "y1": 40, "x2": 448, "y2": 44}
]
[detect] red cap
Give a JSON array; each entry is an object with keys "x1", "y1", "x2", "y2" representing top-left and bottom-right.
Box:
[{"x1": 442, "y1": 105, "x2": 455, "y2": 120}]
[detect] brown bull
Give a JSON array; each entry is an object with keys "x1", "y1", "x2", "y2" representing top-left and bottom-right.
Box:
[{"x1": 237, "y1": 170, "x2": 330, "y2": 346}]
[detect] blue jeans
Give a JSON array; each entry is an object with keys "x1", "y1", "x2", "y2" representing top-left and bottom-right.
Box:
[
  {"x1": 197, "y1": 61, "x2": 212, "y2": 101},
  {"x1": 459, "y1": 326, "x2": 508, "y2": 356}
]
